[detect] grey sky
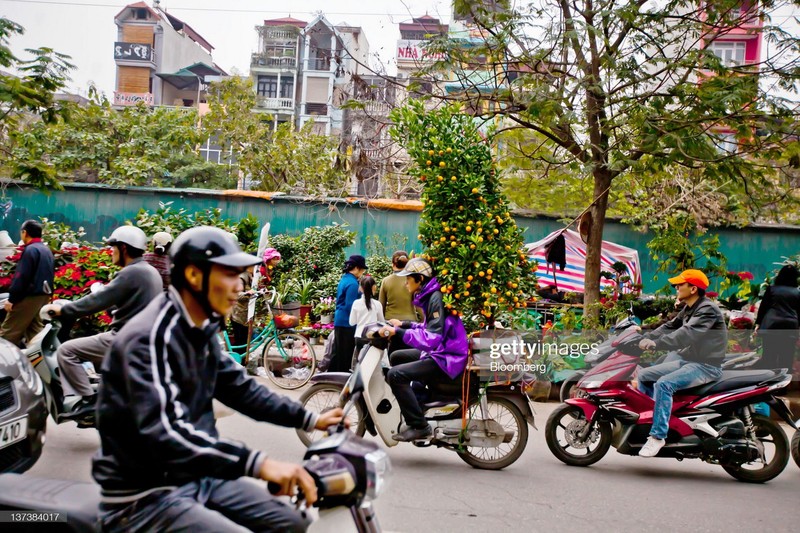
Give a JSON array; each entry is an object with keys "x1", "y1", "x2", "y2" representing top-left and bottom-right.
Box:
[{"x1": 1, "y1": 0, "x2": 452, "y2": 95}]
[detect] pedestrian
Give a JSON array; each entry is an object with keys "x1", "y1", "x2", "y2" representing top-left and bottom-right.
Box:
[
  {"x1": 42, "y1": 225, "x2": 162, "y2": 422},
  {"x1": 0, "y1": 220, "x2": 54, "y2": 347},
  {"x1": 378, "y1": 250, "x2": 419, "y2": 354},
  {"x1": 754, "y1": 264, "x2": 800, "y2": 370},
  {"x1": 142, "y1": 231, "x2": 172, "y2": 290},
  {"x1": 329, "y1": 254, "x2": 367, "y2": 372},
  {"x1": 230, "y1": 248, "x2": 280, "y2": 347},
  {"x1": 92, "y1": 226, "x2": 344, "y2": 532},
  {"x1": 350, "y1": 275, "x2": 384, "y2": 365}
]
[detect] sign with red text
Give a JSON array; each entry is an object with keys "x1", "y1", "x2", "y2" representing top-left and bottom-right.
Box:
[{"x1": 396, "y1": 40, "x2": 446, "y2": 63}]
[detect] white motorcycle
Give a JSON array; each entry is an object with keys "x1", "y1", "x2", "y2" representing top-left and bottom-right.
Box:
[{"x1": 297, "y1": 324, "x2": 535, "y2": 470}]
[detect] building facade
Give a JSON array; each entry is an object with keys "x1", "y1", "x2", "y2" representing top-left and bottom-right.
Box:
[{"x1": 113, "y1": 1, "x2": 225, "y2": 108}]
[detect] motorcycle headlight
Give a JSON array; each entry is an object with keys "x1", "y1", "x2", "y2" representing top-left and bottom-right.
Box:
[
  {"x1": 16, "y1": 355, "x2": 42, "y2": 395},
  {"x1": 364, "y1": 449, "x2": 391, "y2": 500}
]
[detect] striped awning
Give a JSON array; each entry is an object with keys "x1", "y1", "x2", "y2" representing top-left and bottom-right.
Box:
[{"x1": 525, "y1": 229, "x2": 642, "y2": 294}]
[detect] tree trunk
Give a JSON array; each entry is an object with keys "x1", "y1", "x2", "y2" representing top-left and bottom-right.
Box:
[{"x1": 583, "y1": 170, "x2": 612, "y2": 325}]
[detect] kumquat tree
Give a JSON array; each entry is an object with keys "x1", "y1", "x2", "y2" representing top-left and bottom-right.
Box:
[{"x1": 390, "y1": 101, "x2": 537, "y2": 330}]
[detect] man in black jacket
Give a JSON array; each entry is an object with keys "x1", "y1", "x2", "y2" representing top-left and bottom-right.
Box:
[
  {"x1": 92, "y1": 226, "x2": 344, "y2": 532},
  {"x1": 43, "y1": 225, "x2": 162, "y2": 420},
  {"x1": 0, "y1": 220, "x2": 54, "y2": 347},
  {"x1": 636, "y1": 269, "x2": 727, "y2": 458}
]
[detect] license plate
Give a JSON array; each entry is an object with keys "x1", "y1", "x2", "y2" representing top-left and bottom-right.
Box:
[{"x1": 0, "y1": 416, "x2": 28, "y2": 450}]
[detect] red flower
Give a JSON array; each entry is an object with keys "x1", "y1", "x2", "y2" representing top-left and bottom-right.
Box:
[
  {"x1": 84, "y1": 270, "x2": 97, "y2": 277},
  {"x1": 97, "y1": 262, "x2": 106, "y2": 267},
  {"x1": 98, "y1": 313, "x2": 112, "y2": 325},
  {"x1": 738, "y1": 271, "x2": 754, "y2": 280},
  {"x1": 706, "y1": 291, "x2": 718, "y2": 298},
  {"x1": 71, "y1": 270, "x2": 83, "y2": 281}
]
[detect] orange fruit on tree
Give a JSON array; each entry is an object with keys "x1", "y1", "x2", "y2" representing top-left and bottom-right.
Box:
[
  {"x1": 439, "y1": 161, "x2": 446, "y2": 168},
  {"x1": 426, "y1": 160, "x2": 432, "y2": 166},
  {"x1": 467, "y1": 275, "x2": 474, "y2": 281}
]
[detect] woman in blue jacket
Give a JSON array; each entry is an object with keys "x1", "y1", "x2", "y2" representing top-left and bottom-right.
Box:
[{"x1": 329, "y1": 254, "x2": 368, "y2": 372}]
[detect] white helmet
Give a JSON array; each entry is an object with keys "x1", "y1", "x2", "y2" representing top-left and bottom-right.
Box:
[
  {"x1": 152, "y1": 231, "x2": 173, "y2": 253},
  {"x1": 106, "y1": 226, "x2": 147, "y2": 252}
]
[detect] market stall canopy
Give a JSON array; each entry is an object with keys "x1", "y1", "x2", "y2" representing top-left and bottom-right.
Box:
[
  {"x1": 525, "y1": 229, "x2": 642, "y2": 293},
  {"x1": 156, "y1": 62, "x2": 224, "y2": 90}
]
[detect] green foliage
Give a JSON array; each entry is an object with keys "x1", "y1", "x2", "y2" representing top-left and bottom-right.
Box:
[
  {"x1": 9, "y1": 91, "x2": 206, "y2": 187},
  {"x1": 647, "y1": 214, "x2": 729, "y2": 295},
  {"x1": 271, "y1": 224, "x2": 356, "y2": 299},
  {"x1": 133, "y1": 202, "x2": 259, "y2": 251},
  {"x1": 0, "y1": 17, "x2": 74, "y2": 190},
  {"x1": 167, "y1": 157, "x2": 237, "y2": 190},
  {"x1": 365, "y1": 234, "x2": 407, "y2": 289},
  {"x1": 390, "y1": 101, "x2": 537, "y2": 330},
  {"x1": 202, "y1": 77, "x2": 347, "y2": 195},
  {"x1": 39, "y1": 217, "x2": 89, "y2": 249}
]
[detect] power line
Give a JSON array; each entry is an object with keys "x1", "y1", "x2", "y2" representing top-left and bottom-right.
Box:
[{"x1": 0, "y1": 0, "x2": 431, "y2": 18}]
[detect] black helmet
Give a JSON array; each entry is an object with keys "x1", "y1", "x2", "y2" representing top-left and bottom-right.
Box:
[{"x1": 170, "y1": 227, "x2": 261, "y2": 319}]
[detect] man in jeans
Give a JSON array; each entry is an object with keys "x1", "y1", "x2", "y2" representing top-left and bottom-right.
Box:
[{"x1": 637, "y1": 269, "x2": 728, "y2": 457}]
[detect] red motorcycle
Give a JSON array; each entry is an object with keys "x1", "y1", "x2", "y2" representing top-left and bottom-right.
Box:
[{"x1": 545, "y1": 331, "x2": 796, "y2": 483}]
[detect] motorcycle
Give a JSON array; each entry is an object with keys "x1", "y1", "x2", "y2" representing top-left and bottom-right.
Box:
[
  {"x1": 0, "y1": 426, "x2": 391, "y2": 532},
  {"x1": 559, "y1": 324, "x2": 762, "y2": 401},
  {"x1": 545, "y1": 333, "x2": 796, "y2": 483},
  {"x1": 297, "y1": 323, "x2": 535, "y2": 470},
  {"x1": 21, "y1": 302, "x2": 98, "y2": 428}
]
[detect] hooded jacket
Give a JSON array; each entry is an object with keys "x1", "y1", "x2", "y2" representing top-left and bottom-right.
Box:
[
  {"x1": 92, "y1": 287, "x2": 318, "y2": 499},
  {"x1": 394, "y1": 277, "x2": 469, "y2": 379},
  {"x1": 645, "y1": 295, "x2": 728, "y2": 366},
  {"x1": 756, "y1": 285, "x2": 800, "y2": 330}
]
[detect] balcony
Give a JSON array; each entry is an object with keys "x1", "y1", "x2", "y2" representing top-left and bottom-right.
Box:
[
  {"x1": 256, "y1": 96, "x2": 294, "y2": 110},
  {"x1": 251, "y1": 53, "x2": 297, "y2": 69},
  {"x1": 307, "y1": 57, "x2": 332, "y2": 72},
  {"x1": 114, "y1": 42, "x2": 156, "y2": 67},
  {"x1": 262, "y1": 29, "x2": 299, "y2": 40}
]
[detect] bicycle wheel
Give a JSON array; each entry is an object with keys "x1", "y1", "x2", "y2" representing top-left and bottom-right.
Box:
[{"x1": 260, "y1": 333, "x2": 316, "y2": 390}]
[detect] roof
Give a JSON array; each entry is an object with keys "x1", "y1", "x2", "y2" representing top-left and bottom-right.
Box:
[
  {"x1": 264, "y1": 17, "x2": 308, "y2": 28},
  {"x1": 160, "y1": 10, "x2": 214, "y2": 52},
  {"x1": 114, "y1": 2, "x2": 159, "y2": 21},
  {"x1": 156, "y1": 62, "x2": 224, "y2": 90},
  {"x1": 400, "y1": 13, "x2": 448, "y2": 33}
]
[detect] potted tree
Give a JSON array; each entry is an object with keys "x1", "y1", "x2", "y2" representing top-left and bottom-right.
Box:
[{"x1": 296, "y1": 277, "x2": 316, "y2": 322}]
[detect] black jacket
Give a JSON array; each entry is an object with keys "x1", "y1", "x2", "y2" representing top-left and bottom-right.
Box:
[
  {"x1": 92, "y1": 288, "x2": 319, "y2": 499},
  {"x1": 645, "y1": 296, "x2": 728, "y2": 366},
  {"x1": 756, "y1": 285, "x2": 800, "y2": 330},
  {"x1": 60, "y1": 258, "x2": 162, "y2": 331},
  {"x1": 8, "y1": 239, "x2": 54, "y2": 304}
]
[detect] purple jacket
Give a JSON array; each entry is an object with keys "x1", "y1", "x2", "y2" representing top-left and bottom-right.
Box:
[{"x1": 395, "y1": 277, "x2": 469, "y2": 379}]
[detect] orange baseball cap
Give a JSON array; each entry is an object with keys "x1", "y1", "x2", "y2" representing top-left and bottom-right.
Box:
[{"x1": 668, "y1": 269, "x2": 709, "y2": 290}]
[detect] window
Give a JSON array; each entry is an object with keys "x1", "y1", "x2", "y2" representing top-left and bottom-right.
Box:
[
  {"x1": 257, "y1": 75, "x2": 278, "y2": 98},
  {"x1": 708, "y1": 41, "x2": 746, "y2": 67},
  {"x1": 135, "y1": 8, "x2": 148, "y2": 20},
  {"x1": 280, "y1": 79, "x2": 294, "y2": 99}
]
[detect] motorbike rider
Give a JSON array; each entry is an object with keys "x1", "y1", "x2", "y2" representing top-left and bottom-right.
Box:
[
  {"x1": 379, "y1": 257, "x2": 469, "y2": 442},
  {"x1": 92, "y1": 226, "x2": 345, "y2": 532},
  {"x1": 636, "y1": 269, "x2": 727, "y2": 457},
  {"x1": 42, "y1": 225, "x2": 163, "y2": 421},
  {"x1": 143, "y1": 231, "x2": 173, "y2": 290}
]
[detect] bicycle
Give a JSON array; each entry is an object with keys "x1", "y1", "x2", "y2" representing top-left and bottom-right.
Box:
[{"x1": 221, "y1": 290, "x2": 316, "y2": 390}]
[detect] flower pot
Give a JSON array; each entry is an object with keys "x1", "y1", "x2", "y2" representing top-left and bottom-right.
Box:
[
  {"x1": 320, "y1": 314, "x2": 333, "y2": 325},
  {"x1": 299, "y1": 304, "x2": 312, "y2": 322}
]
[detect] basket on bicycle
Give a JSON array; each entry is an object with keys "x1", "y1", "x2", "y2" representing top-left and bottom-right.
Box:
[{"x1": 273, "y1": 313, "x2": 299, "y2": 329}]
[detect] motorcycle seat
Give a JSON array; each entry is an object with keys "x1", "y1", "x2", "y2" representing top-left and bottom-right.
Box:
[
  {"x1": 0, "y1": 474, "x2": 99, "y2": 532},
  {"x1": 679, "y1": 370, "x2": 779, "y2": 396}
]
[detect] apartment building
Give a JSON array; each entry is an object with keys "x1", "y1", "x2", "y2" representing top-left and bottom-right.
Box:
[
  {"x1": 250, "y1": 14, "x2": 371, "y2": 136},
  {"x1": 113, "y1": 1, "x2": 225, "y2": 108}
]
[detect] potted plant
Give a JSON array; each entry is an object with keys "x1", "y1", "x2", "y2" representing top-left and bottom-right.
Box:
[
  {"x1": 314, "y1": 297, "x2": 336, "y2": 324},
  {"x1": 296, "y1": 276, "x2": 316, "y2": 322}
]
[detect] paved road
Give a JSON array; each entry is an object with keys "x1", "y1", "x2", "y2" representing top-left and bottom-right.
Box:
[{"x1": 27, "y1": 381, "x2": 800, "y2": 533}]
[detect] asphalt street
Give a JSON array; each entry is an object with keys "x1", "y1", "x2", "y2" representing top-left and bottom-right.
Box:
[{"x1": 26, "y1": 380, "x2": 800, "y2": 533}]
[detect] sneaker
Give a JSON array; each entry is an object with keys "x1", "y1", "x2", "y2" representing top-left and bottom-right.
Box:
[
  {"x1": 639, "y1": 436, "x2": 665, "y2": 457},
  {"x1": 392, "y1": 425, "x2": 432, "y2": 442},
  {"x1": 62, "y1": 395, "x2": 97, "y2": 420}
]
